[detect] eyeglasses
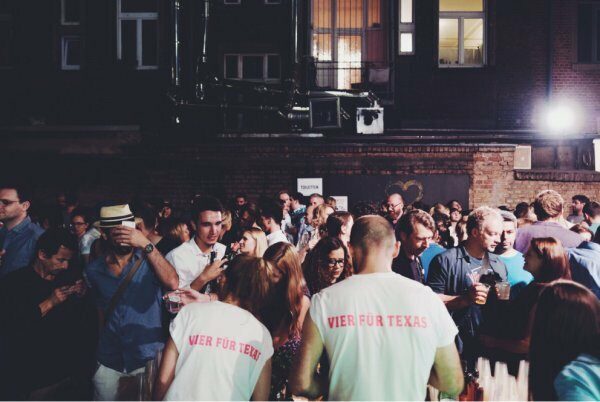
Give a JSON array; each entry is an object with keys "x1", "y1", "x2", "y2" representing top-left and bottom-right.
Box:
[
  {"x1": 327, "y1": 258, "x2": 345, "y2": 267},
  {"x1": 386, "y1": 202, "x2": 403, "y2": 210},
  {"x1": 0, "y1": 199, "x2": 19, "y2": 206}
]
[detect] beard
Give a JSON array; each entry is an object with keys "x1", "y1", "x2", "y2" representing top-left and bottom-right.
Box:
[{"x1": 113, "y1": 244, "x2": 133, "y2": 255}]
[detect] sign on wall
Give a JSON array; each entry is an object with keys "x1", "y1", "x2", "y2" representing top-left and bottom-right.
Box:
[
  {"x1": 331, "y1": 196, "x2": 348, "y2": 211},
  {"x1": 297, "y1": 178, "x2": 323, "y2": 196}
]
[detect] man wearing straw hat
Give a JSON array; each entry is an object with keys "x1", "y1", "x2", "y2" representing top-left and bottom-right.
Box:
[{"x1": 85, "y1": 204, "x2": 179, "y2": 400}]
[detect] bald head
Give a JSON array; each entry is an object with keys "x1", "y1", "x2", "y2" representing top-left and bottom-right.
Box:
[{"x1": 350, "y1": 215, "x2": 396, "y2": 253}]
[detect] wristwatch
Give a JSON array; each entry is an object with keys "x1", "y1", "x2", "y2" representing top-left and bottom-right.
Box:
[{"x1": 143, "y1": 243, "x2": 155, "y2": 254}]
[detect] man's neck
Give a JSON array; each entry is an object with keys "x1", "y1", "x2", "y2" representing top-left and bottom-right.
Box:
[
  {"x1": 33, "y1": 260, "x2": 56, "y2": 281},
  {"x1": 268, "y1": 225, "x2": 281, "y2": 235},
  {"x1": 499, "y1": 248, "x2": 517, "y2": 257},
  {"x1": 3, "y1": 214, "x2": 27, "y2": 231},
  {"x1": 355, "y1": 254, "x2": 393, "y2": 275},
  {"x1": 464, "y1": 239, "x2": 486, "y2": 260},
  {"x1": 543, "y1": 216, "x2": 561, "y2": 223},
  {"x1": 401, "y1": 247, "x2": 416, "y2": 261},
  {"x1": 194, "y1": 236, "x2": 213, "y2": 254}
]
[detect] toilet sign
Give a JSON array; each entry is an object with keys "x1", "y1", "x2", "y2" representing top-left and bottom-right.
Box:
[
  {"x1": 331, "y1": 196, "x2": 348, "y2": 211},
  {"x1": 297, "y1": 178, "x2": 323, "y2": 196}
]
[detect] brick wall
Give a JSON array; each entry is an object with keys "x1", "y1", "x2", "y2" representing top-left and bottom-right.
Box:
[{"x1": 5, "y1": 142, "x2": 600, "y2": 214}]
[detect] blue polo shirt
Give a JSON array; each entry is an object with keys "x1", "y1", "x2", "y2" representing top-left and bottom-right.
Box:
[
  {"x1": 85, "y1": 251, "x2": 165, "y2": 373},
  {"x1": 0, "y1": 217, "x2": 44, "y2": 278}
]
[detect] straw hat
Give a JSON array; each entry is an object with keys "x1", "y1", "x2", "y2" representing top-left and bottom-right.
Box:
[{"x1": 94, "y1": 204, "x2": 142, "y2": 228}]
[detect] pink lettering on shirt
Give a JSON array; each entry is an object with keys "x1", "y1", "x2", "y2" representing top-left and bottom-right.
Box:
[
  {"x1": 326, "y1": 314, "x2": 429, "y2": 329},
  {"x1": 187, "y1": 334, "x2": 261, "y2": 361}
]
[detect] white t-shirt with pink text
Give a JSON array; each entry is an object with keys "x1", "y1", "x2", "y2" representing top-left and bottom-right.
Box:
[
  {"x1": 165, "y1": 301, "x2": 274, "y2": 401},
  {"x1": 310, "y1": 271, "x2": 458, "y2": 401}
]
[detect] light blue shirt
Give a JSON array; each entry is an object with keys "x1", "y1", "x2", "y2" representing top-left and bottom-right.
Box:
[
  {"x1": 0, "y1": 217, "x2": 44, "y2": 278},
  {"x1": 498, "y1": 251, "x2": 533, "y2": 299},
  {"x1": 554, "y1": 354, "x2": 600, "y2": 401},
  {"x1": 567, "y1": 242, "x2": 600, "y2": 298},
  {"x1": 420, "y1": 243, "x2": 445, "y2": 280}
]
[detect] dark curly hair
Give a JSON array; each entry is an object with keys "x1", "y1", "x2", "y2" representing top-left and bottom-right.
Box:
[{"x1": 302, "y1": 236, "x2": 352, "y2": 295}]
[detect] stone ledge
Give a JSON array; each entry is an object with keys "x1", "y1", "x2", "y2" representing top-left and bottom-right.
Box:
[{"x1": 514, "y1": 169, "x2": 600, "y2": 182}]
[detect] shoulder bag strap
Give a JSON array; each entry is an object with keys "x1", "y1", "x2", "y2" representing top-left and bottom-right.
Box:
[{"x1": 104, "y1": 256, "x2": 145, "y2": 327}]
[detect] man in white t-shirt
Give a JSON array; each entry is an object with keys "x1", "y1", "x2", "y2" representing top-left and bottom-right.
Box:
[
  {"x1": 166, "y1": 197, "x2": 227, "y2": 290},
  {"x1": 291, "y1": 215, "x2": 463, "y2": 401},
  {"x1": 260, "y1": 201, "x2": 290, "y2": 246}
]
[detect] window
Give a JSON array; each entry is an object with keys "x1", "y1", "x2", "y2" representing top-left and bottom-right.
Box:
[
  {"x1": 311, "y1": 0, "x2": 390, "y2": 89},
  {"x1": 265, "y1": 0, "x2": 281, "y2": 4},
  {"x1": 116, "y1": 0, "x2": 158, "y2": 69},
  {"x1": 224, "y1": 0, "x2": 241, "y2": 4},
  {"x1": 224, "y1": 54, "x2": 281, "y2": 81},
  {"x1": 577, "y1": 2, "x2": 600, "y2": 63},
  {"x1": 61, "y1": 36, "x2": 81, "y2": 70},
  {"x1": 398, "y1": 0, "x2": 414, "y2": 54},
  {"x1": 61, "y1": 0, "x2": 80, "y2": 25},
  {"x1": 439, "y1": 0, "x2": 485, "y2": 67},
  {"x1": 0, "y1": 13, "x2": 12, "y2": 68}
]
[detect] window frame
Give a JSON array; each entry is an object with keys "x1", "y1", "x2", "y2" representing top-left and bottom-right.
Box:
[
  {"x1": 61, "y1": 35, "x2": 82, "y2": 70},
  {"x1": 438, "y1": 0, "x2": 486, "y2": 68},
  {"x1": 116, "y1": 0, "x2": 159, "y2": 70},
  {"x1": 60, "y1": 0, "x2": 80, "y2": 26},
  {"x1": 223, "y1": 53, "x2": 281, "y2": 82}
]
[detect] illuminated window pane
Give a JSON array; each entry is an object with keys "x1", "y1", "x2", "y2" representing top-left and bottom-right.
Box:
[
  {"x1": 337, "y1": 35, "x2": 362, "y2": 89},
  {"x1": 464, "y1": 18, "x2": 483, "y2": 64},
  {"x1": 440, "y1": 0, "x2": 482, "y2": 12},
  {"x1": 367, "y1": 0, "x2": 381, "y2": 28},
  {"x1": 400, "y1": 32, "x2": 413, "y2": 53},
  {"x1": 313, "y1": 33, "x2": 332, "y2": 61},
  {"x1": 439, "y1": 18, "x2": 458, "y2": 65},
  {"x1": 312, "y1": 0, "x2": 331, "y2": 29},
  {"x1": 337, "y1": 0, "x2": 362, "y2": 29},
  {"x1": 400, "y1": 0, "x2": 412, "y2": 23}
]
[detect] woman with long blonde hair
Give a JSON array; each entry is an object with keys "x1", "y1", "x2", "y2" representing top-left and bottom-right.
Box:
[{"x1": 239, "y1": 227, "x2": 268, "y2": 257}]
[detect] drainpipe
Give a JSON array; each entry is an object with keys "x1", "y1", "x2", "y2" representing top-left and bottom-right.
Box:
[
  {"x1": 171, "y1": 0, "x2": 182, "y2": 89},
  {"x1": 195, "y1": 0, "x2": 211, "y2": 101},
  {"x1": 547, "y1": 0, "x2": 553, "y2": 100}
]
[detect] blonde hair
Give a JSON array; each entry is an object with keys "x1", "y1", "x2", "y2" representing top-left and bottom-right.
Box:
[
  {"x1": 222, "y1": 210, "x2": 233, "y2": 232},
  {"x1": 243, "y1": 228, "x2": 268, "y2": 257}
]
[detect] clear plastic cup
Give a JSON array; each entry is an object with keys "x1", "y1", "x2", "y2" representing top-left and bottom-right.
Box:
[{"x1": 496, "y1": 281, "x2": 511, "y2": 300}]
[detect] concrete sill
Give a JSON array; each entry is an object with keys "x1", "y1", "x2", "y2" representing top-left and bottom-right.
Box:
[{"x1": 514, "y1": 169, "x2": 600, "y2": 182}]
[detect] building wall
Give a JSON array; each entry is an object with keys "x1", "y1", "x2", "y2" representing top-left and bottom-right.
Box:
[{"x1": 5, "y1": 141, "x2": 600, "y2": 214}]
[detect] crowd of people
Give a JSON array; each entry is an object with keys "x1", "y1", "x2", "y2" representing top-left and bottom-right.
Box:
[{"x1": 0, "y1": 183, "x2": 598, "y2": 401}]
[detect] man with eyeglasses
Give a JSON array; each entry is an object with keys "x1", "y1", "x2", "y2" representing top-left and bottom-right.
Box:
[
  {"x1": 0, "y1": 184, "x2": 44, "y2": 278},
  {"x1": 385, "y1": 193, "x2": 405, "y2": 230}
]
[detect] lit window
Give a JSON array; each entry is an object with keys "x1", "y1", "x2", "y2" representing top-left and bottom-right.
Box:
[
  {"x1": 0, "y1": 14, "x2": 13, "y2": 68},
  {"x1": 577, "y1": 2, "x2": 600, "y2": 63},
  {"x1": 224, "y1": 54, "x2": 281, "y2": 81},
  {"x1": 61, "y1": 36, "x2": 81, "y2": 70},
  {"x1": 399, "y1": 0, "x2": 414, "y2": 55},
  {"x1": 116, "y1": 0, "x2": 158, "y2": 69},
  {"x1": 61, "y1": 0, "x2": 80, "y2": 25},
  {"x1": 311, "y1": 0, "x2": 390, "y2": 89},
  {"x1": 439, "y1": 0, "x2": 485, "y2": 67}
]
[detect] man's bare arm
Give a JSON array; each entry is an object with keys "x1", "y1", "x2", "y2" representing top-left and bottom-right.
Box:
[
  {"x1": 428, "y1": 343, "x2": 464, "y2": 397},
  {"x1": 289, "y1": 312, "x2": 326, "y2": 399}
]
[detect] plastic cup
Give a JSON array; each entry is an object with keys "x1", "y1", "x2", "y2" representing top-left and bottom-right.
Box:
[
  {"x1": 475, "y1": 284, "x2": 490, "y2": 305},
  {"x1": 496, "y1": 281, "x2": 511, "y2": 300}
]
